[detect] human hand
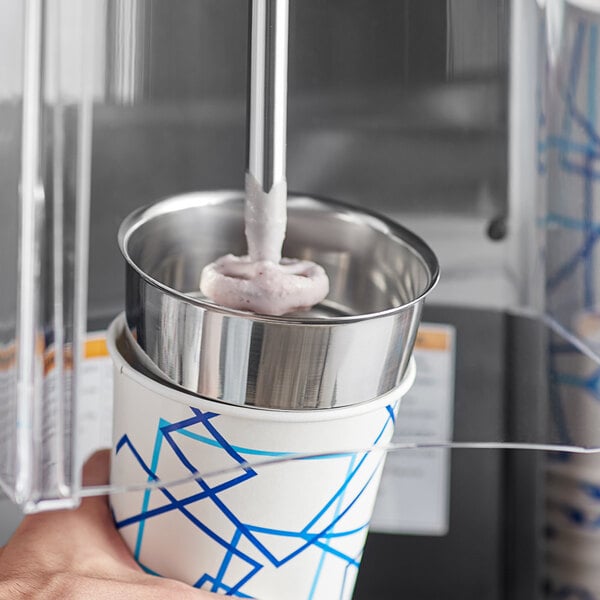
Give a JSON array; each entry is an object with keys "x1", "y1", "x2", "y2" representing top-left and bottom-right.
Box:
[{"x1": 0, "y1": 450, "x2": 221, "y2": 599}]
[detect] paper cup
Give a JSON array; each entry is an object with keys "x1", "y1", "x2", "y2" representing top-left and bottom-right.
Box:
[
  {"x1": 546, "y1": 470, "x2": 600, "y2": 510},
  {"x1": 107, "y1": 314, "x2": 416, "y2": 599},
  {"x1": 552, "y1": 311, "x2": 600, "y2": 448},
  {"x1": 546, "y1": 453, "x2": 600, "y2": 485},
  {"x1": 545, "y1": 523, "x2": 600, "y2": 567},
  {"x1": 545, "y1": 496, "x2": 600, "y2": 539},
  {"x1": 544, "y1": 552, "x2": 600, "y2": 598}
]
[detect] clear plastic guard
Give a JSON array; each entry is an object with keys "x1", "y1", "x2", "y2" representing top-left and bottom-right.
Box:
[
  {"x1": 0, "y1": 0, "x2": 96, "y2": 511},
  {"x1": 5, "y1": 0, "x2": 600, "y2": 513}
]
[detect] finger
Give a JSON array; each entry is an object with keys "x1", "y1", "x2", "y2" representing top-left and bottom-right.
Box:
[
  {"x1": 82, "y1": 448, "x2": 111, "y2": 487},
  {"x1": 75, "y1": 448, "x2": 113, "y2": 520},
  {"x1": 67, "y1": 448, "x2": 114, "y2": 529},
  {"x1": 77, "y1": 448, "x2": 114, "y2": 519}
]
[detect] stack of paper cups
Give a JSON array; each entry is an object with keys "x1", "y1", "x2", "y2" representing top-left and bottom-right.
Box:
[{"x1": 545, "y1": 310, "x2": 600, "y2": 597}]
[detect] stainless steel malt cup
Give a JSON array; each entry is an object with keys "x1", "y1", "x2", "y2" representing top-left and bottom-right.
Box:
[{"x1": 119, "y1": 191, "x2": 438, "y2": 409}]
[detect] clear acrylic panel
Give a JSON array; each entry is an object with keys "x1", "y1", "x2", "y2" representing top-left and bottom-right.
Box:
[
  {"x1": 2, "y1": 0, "x2": 600, "y2": 520},
  {"x1": 0, "y1": 0, "x2": 97, "y2": 511}
]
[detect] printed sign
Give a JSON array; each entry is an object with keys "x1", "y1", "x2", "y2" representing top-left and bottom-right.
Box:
[{"x1": 370, "y1": 323, "x2": 456, "y2": 536}]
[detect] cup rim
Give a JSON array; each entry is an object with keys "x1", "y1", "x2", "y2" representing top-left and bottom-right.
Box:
[
  {"x1": 118, "y1": 190, "x2": 440, "y2": 326},
  {"x1": 107, "y1": 313, "x2": 417, "y2": 422}
]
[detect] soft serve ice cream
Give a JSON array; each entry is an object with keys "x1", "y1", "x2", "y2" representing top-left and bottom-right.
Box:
[{"x1": 199, "y1": 174, "x2": 329, "y2": 316}]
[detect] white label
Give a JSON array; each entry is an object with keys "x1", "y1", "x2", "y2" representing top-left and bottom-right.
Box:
[
  {"x1": 370, "y1": 323, "x2": 456, "y2": 536},
  {"x1": 77, "y1": 333, "x2": 114, "y2": 466}
]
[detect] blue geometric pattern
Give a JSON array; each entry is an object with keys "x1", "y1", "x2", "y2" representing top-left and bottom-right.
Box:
[
  {"x1": 539, "y1": 14, "x2": 600, "y2": 444},
  {"x1": 113, "y1": 402, "x2": 398, "y2": 599}
]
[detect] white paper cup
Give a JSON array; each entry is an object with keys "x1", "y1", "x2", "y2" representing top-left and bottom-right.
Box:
[{"x1": 107, "y1": 314, "x2": 416, "y2": 600}]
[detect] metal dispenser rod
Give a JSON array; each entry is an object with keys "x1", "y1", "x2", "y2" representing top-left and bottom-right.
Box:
[
  {"x1": 245, "y1": 0, "x2": 289, "y2": 264},
  {"x1": 247, "y1": 0, "x2": 289, "y2": 193}
]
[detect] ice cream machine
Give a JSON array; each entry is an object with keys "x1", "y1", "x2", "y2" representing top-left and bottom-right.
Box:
[{"x1": 2, "y1": 0, "x2": 600, "y2": 598}]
